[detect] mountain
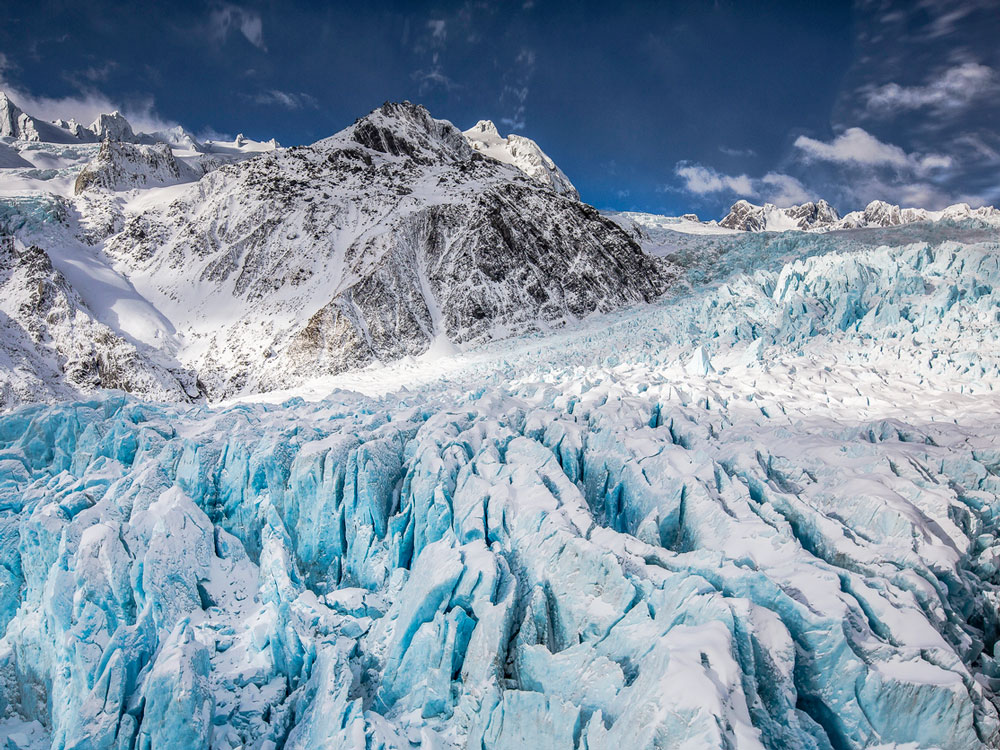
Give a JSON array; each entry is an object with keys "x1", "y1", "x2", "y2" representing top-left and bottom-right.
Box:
[
  {"x1": 74, "y1": 140, "x2": 199, "y2": 193},
  {"x1": 838, "y1": 199, "x2": 1000, "y2": 228},
  {"x1": 0, "y1": 91, "x2": 275, "y2": 156},
  {"x1": 0, "y1": 91, "x2": 82, "y2": 144},
  {"x1": 463, "y1": 119, "x2": 580, "y2": 199},
  {"x1": 0, "y1": 100, "x2": 670, "y2": 405},
  {"x1": 88, "y1": 110, "x2": 137, "y2": 142},
  {"x1": 98, "y1": 102, "x2": 669, "y2": 399},
  {"x1": 716, "y1": 197, "x2": 1000, "y2": 233},
  {"x1": 719, "y1": 199, "x2": 840, "y2": 231}
]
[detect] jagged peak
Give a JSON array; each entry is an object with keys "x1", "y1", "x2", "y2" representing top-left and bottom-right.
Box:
[
  {"x1": 719, "y1": 198, "x2": 841, "y2": 232},
  {"x1": 339, "y1": 100, "x2": 472, "y2": 163},
  {"x1": 715, "y1": 195, "x2": 999, "y2": 232},
  {"x1": 90, "y1": 110, "x2": 136, "y2": 142},
  {"x1": 468, "y1": 119, "x2": 501, "y2": 138}
]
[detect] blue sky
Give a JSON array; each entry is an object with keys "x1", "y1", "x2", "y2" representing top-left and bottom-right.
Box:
[{"x1": 2, "y1": 0, "x2": 998, "y2": 217}]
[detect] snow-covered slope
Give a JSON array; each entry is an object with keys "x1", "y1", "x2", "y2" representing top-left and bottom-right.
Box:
[
  {"x1": 463, "y1": 119, "x2": 580, "y2": 199},
  {"x1": 0, "y1": 98, "x2": 665, "y2": 407},
  {"x1": 0, "y1": 236, "x2": 198, "y2": 406}
]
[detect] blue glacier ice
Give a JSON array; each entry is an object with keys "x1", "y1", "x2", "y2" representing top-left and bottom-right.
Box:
[{"x1": 1, "y1": 230, "x2": 1000, "y2": 748}]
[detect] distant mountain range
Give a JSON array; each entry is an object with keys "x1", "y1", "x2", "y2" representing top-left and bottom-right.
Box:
[{"x1": 704, "y1": 197, "x2": 999, "y2": 233}]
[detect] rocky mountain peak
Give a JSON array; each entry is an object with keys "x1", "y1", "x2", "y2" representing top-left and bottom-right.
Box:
[
  {"x1": 719, "y1": 200, "x2": 765, "y2": 231},
  {"x1": 467, "y1": 119, "x2": 501, "y2": 137},
  {"x1": 863, "y1": 199, "x2": 903, "y2": 226},
  {"x1": 347, "y1": 101, "x2": 472, "y2": 164},
  {"x1": 97, "y1": 101, "x2": 669, "y2": 398},
  {"x1": 720, "y1": 199, "x2": 841, "y2": 231},
  {"x1": 784, "y1": 199, "x2": 841, "y2": 227},
  {"x1": 0, "y1": 91, "x2": 23, "y2": 138},
  {"x1": 0, "y1": 90, "x2": 83, "y2": 143},
  {"x1": 74, "y1": 139, "x2": 188, "y2": 194},
  {"x1": 89, "y1": 110, "x2": 137, "y2": 142}
]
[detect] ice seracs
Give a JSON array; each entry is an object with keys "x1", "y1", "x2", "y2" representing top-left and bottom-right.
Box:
[{"x1": 3, "y1": 224, "x2": 1000, "y2": 746}]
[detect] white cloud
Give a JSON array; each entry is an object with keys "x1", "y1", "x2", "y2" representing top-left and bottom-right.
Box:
[
  {"x1": 846, "y1": 176, "x2": 959, "y2": 211},
  {"x1": 252, "y1": 90, "x2": 317, "y2": 109},
  {"x1": 427, "y1": 19, "x2": 447, "y2": 41},
  {"x1": 760, "y1": 173, "x2": 812, "y2": 206},
  {"x1": 863, "y1": 63, "x2": 995, "y2": 115},
  {"x1": 209, "y1": 3, "x2": 266, "y2": 51},
  {"x1": 793, "y1": 127, "x2": 951, "y2": 175},
  {"x1": 718, "y1": 145, "x2": 756, "y2": 157},
  {"x1": 794, "y1": 127, "x2": 909, "y2": 167},
  {"x1": 675, "y1": 164, "x2": 754, "y2": 195},
  {"x1": 674, "y1": 164, "x2": 813, "y2": 207}
]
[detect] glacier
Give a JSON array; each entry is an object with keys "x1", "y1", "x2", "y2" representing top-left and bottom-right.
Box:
[{"x1": 1, "y1": 224, "x2": 1000, "y2": 749}]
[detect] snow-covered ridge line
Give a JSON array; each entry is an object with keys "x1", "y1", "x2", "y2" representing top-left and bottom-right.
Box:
[
  {"x1": 647, "y1": 197, "x2": 1000, "y2": 235},
  {"x1": 0, "y1": 90, "x2": 278, "y2": 153},
  {"x1": 463, "y1": 119, "x2": 579, "y2": 200}
]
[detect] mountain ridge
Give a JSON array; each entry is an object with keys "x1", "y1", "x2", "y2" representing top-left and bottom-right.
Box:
[{"x1": 0, "y1": 100, "x2": 670, "y2": 406}]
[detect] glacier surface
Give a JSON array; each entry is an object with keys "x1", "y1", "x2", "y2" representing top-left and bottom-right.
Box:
[{"x1": 1, "y1": 226, "x2": 1000, "y2": 749}]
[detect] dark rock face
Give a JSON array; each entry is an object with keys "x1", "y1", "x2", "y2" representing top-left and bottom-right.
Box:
[
  {"x1": 719, "y1": 200, "x2": 766, "y2": 231},
  {"x1": 720, "y1": 199, "x2": 840, "y2": 231},
  {"x1": 348, "y1": 101, "x2": 473, "y2": 164},
  {"x1": 784, "y1": 200, "x2": 840, "y2": 228},
  {"x1": 105, "y1": 102, "x2": 674, "y2": 398}
]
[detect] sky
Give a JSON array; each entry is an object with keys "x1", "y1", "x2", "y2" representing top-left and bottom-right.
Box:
[{"x1": 2, "y1": 0, "x2": 998, "y2": 218}]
